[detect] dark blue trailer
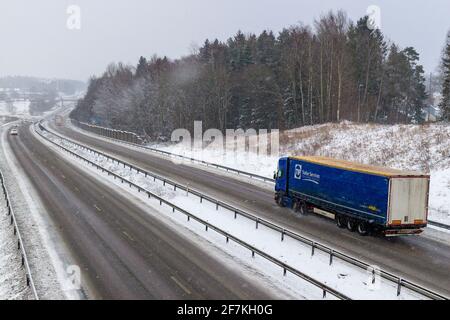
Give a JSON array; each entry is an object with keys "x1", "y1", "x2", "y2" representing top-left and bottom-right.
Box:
[{"x1": 274, "y1": 156, "x2": 430, "y2": 236}]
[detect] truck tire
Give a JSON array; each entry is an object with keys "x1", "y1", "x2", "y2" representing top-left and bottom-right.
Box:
[
  {"x1": 357, "y1": 222, "x2": 369, "y2": 236},
  {"x1": 293, "y1": 201, "x2": 300, "y2": 212},
  {"x1": 276, "y1": 196, "x2": 285, "y2": 207},
  {"x1": 347, "y1": 219, "x2": 357, "y2": 232},
  {"x1": 336, "y1": 215, "x2": 346, "y2": 228},
  {"x1": 299, "y1": 202, "x2": 308, "y2": 215}
]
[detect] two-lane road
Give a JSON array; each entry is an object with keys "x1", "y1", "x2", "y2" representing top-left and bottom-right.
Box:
[
  {"x1": 7, "y1": 124, "x2": 275, "y2": 299},
  {"x1": 51, "y1": 119, "x2": 450, "y2": 296}
]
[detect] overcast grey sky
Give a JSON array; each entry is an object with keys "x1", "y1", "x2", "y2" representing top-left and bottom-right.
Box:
[{"x1": 0, "y1": 0, "x2": 449, "y2": 82}]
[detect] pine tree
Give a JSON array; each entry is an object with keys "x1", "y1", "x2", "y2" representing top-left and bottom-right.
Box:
[
  {"x1": 347, "y1": 16, "x2": 387, "y2": 122},
  {"x1": 439, "y1": 32, "x2": 450, "y2": 121},
  {"x1": 135, "y1": 56, "x2": 148, "y2": 79}
]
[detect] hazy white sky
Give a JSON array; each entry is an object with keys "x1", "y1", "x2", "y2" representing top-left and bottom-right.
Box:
[{"x1": 0, "y1": 0, "x2": 449, "y2": 82}]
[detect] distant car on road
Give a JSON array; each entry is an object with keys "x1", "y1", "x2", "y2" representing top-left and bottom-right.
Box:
[{"x1": 10, "y1": 128, "x2": 18, "y2": 136}]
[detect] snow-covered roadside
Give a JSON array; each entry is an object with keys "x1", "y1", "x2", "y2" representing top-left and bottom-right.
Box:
[
  {"x1": 39, "y1": 128, "x2": 428, "y2": 300},
  {"x1": 0, "y1": 124, "x2": 82, "y2": 300},
  {"x1": 0, "y1": 178, "x2": 32, "y2": 299},
  {"x1": 0, "y1": 119, "x2": 31, "y2": 299}
]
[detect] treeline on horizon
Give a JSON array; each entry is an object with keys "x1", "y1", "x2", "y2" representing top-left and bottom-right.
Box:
[
  {"x1": 0, "y1": 76, "x2": 85, "y2": 96},
  {"x1": 71, "y1": 12, "x2": 443, "y2": 140}
]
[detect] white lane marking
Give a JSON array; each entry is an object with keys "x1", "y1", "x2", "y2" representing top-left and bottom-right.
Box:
[
  {"x1": 122, "y1": 231, "x2": 135, "y2": 242},
  {"x1": 170, "y1": 276, "x2": 191, "y2": 295}
]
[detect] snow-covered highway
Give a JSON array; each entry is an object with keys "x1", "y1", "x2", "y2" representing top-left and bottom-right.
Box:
[
  {"x1": 46, "y1": 114, "x2": 450, "y2": 298},
  {"x1": 5, "y1": 123, "x2": 280, "y2": 299}
]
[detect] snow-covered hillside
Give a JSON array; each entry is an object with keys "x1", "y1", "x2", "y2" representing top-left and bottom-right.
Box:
[{"x1": 151, "y1": 122, "x2": 450, "y2": 225}]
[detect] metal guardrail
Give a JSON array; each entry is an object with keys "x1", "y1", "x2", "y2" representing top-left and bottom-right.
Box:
[
  {"x1": 428, "y1": 220, "x2": 450, "y2": 230},
  {"x1": 0, "y1": 169, "x2": 39, "y2": 300},
  {"x1": 71, "y1": 119, "x2": 450, "y2": 231},
  {"x1": 43, "y1": 121, "x2": 449, "y2": 300},
  {"x1": 74, "y1": 120, "x2": 143, "y2": 145},
  {"x1": 71, "y1": 120, "x2": 275, "y2": 183},
  {"x1": 36, "y1": 122, "x2": 349, "y2": 300}
]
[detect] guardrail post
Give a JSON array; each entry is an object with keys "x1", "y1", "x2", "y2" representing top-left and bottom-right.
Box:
[
  {"x1": 311, "y1": 243, "x2": 315, "y2": 256},
  {"x1": 397, "y1": 278, "x2": 402, "y2": 296},
  {"x1": 329, "y1": 250, "x2": 333, "y2": 265}
]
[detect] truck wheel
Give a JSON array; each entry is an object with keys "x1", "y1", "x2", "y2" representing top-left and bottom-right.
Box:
[
  {"x1": 357, "y1": 222, "x2": 369, "y2": 236},
  {"x1": 347, "y1": 219, "x2": 357, "y2": 232},
  {"x1": 276, "y1": 196, "x2": 285, "y2": 207},
  {"x1": 336, "y1": 215, "x2": 346, "y2": 228}
]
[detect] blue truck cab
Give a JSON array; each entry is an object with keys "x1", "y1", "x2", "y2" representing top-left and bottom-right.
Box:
[{"x1": 274, "y1": 156, "x2": 429, "y2": 236}]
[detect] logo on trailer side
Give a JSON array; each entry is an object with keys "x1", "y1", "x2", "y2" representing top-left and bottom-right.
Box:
[{"x1": 294, "y1": 164, "x2": 302, "y2": 180}]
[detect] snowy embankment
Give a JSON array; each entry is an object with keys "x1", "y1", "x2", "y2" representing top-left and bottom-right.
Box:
[
  {"x1": 39, "y1": 127, "x2": 426, "y2": 300},
  {"x1": 150, "y1": 122, "x2": 450, "y2": 225},
  {"x1": 0, "y1": 189, "x2": 31, "y2": 299}
]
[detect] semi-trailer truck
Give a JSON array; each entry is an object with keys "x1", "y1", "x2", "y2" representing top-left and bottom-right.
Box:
[{"x1": 274, "y1": 156, "x2": 430, "y2": 236}]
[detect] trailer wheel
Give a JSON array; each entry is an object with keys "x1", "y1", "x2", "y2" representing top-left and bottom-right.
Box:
[
  {"x1": 357, "y1": 222, "x2": 369, "y2": 236},
  {"x1": 298, "y1": 202, "x2": 308, "y2": 215},
  {"x1": 347, "y1": 219, "x2": 357, "y2": 232},
  {"x1": 336, "y1": 215, "x2": 346, "y2": 228}
]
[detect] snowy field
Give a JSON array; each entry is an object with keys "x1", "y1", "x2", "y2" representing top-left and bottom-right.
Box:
[
  {"x1": 150, "y1": 122, "x2": 450, "y2": 225},
  {"x1": 39, "y1": 126, "x2": 428, "y2": 300},
  {"x1": 0, "y1": 100, "x2": 30, "y2": 116}
]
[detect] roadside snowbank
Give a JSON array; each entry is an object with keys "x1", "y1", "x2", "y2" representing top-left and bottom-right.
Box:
[{"x1": 0, "y1": 192, "x2": 32, "y2": 299}]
